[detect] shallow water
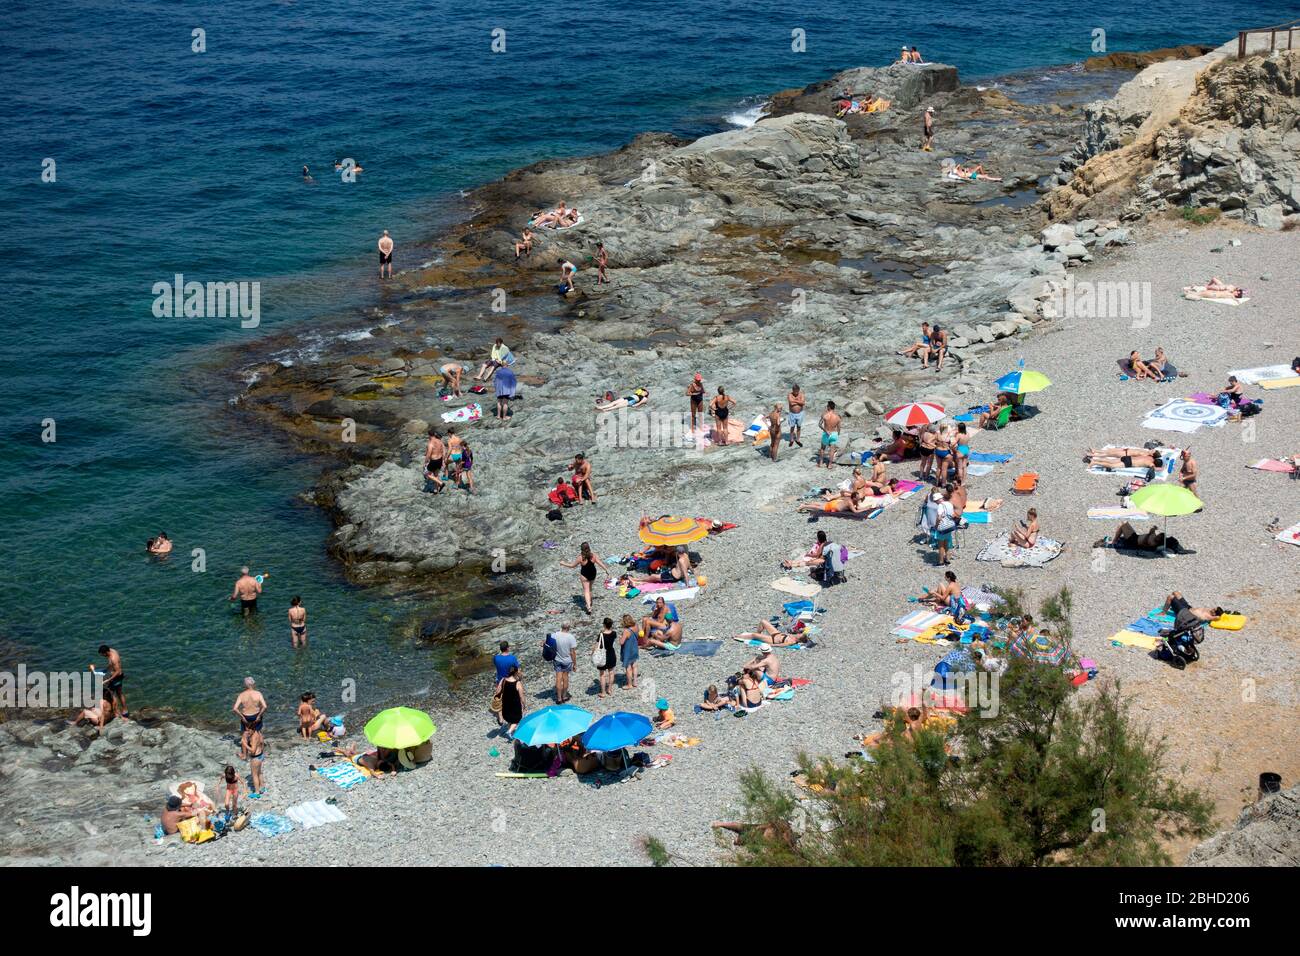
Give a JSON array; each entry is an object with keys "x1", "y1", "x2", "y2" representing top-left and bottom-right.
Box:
[{"x1": 0, "y1": 0, "x2": 1292, "y2": 723}]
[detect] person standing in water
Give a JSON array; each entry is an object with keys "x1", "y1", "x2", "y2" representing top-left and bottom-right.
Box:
[
  {"x1": 377, "y1": 229, "x2": 394, "y2": 279},
  {"x1": 230, "y1": 567, "x2": 262, "y2": 617},
  {"x1": 288, "y1": 596, "x2": 308, "y2": 648}
]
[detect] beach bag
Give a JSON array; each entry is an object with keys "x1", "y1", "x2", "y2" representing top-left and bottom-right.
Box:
[
  {"x1": 542, "y1": 634, "x2": 558, "y2": 662},
  {"x1": 178, "y1": 818, "x2": 215, "y2": 844},
  {"x1": 935, "y1": 512, "x2": 957, "y2": 534},
  {"x1": 490, "y1": 688, "x2": 503, "y2": 713},
  {"x1": 591, "y1": 646, "x2": 606, "y2": 668}
]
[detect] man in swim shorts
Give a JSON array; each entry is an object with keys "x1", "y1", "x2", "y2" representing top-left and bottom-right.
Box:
[
  {"x1": 233, "y1": 677, "x2": 267, "y2": 758},
  {"x1": 288, "y1": 595, "x2": 308, "y2": 648},
  {"x1": 377, "y1": 229, "x2": 394, "y2": 279},
  {"x1": 424, "y1": 426, "x2": 446, "y2": 492},
  {"x1": 98, "y1": 644, "x2": 129, "y2": 720},
  {"x1": 558, "y1": 258, "x2": 577, "y2": 293},
  {"x1": 786, "y1": 383, "x2": 805, "y2": 447},
  {"x1": 230, "y1": 566, "x2": 262, "y2": 616},
  {"x1": 818, "y1": 401, "x2": 841, "y2": 469}
]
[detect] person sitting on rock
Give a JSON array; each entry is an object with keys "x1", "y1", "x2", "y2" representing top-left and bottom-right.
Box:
[{"x1": 548, "y1": 477, "x2": 579, "y2": 508}]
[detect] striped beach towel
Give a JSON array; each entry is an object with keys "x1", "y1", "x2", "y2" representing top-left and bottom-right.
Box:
[
  {"x1": 285, "y1": 800, "x2": 348, "y2": 830},
  {"x1": 317, "y1": 762, "x2": 367, "y2": 790}
]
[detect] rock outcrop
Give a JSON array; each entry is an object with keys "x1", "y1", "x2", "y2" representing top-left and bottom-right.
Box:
[
  {"x1": 1188, "y1": 784, "x2": 1300, "y2": 866},
  {"x1": 1050, "y1": 41, "x2": 1300, "y2": 227}
]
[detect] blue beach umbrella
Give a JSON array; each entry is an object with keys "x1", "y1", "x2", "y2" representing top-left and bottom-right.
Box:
[
  {"x1": 993, "y1": 369, "x2": 1052, "y2": 394},
  {"x1": 581, "y1": 712, "x2": 653, "y2": 752},
  {"x1": 513, "y1": 704, "x2": 593, "y2": 746}
]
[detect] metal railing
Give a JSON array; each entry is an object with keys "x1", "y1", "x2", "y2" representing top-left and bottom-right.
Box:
[{"x1": 1237, "y1": 18, "x2": 1300, "y2": 58}]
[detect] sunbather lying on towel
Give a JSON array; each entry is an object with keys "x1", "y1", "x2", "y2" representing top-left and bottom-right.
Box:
[
  {"x1": 1162, "y1": 592, "x2": 1224, "y2": 629},
  {"x1": 1085, "y1": 447, "x2": 1165, "y2": 471},
  {"x1": 595, "y1": 387, "x2": 648, "y2": 411},
  {"x1": 946, "y1": 481, "x2": 1002, "y2": 519},
  {"x1": 1126, "y1": 350, "x2": 1160, "y2": 380},
  {"x1": 530, "y1": 202, "x2": 580, "y2": 229},
  {"x1": 797, "y1": 490, "x2": 873, "y2": 515},
  {"x1": 946, "y1": 162, "x2": 1002, "y2": 182},
  {"x1": 1184, "y1": 277, "x2": 1246, "y2": 299},
  {"x1": 782, "y1": 530, "x2": 828, "y2": 569},
  {"x1": 1097, "y1": 521, "x2": 1192, "y2": 554},
  {"x1": 736, "y1": 620, "x2": 807, "y2": 646}
]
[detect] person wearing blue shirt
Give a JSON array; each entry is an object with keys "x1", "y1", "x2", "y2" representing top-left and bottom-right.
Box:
[{"x1": 493, "y1": 641, "x2": 519, "y2": 681}]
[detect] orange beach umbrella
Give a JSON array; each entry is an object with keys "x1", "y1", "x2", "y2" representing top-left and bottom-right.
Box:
[{"x1": 638, "y1": 515, "x2": 710, "y2": 547}]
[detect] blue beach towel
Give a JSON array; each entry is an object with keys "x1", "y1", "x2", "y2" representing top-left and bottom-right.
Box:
[
  {"x1": 249, "y1": 813, "x2": 294, "y2": 838},
  {"x1": 969, "y1": 452, "x2": 1013, "y2": 463},
  {"x1": 317, "y1": 762, "x2": 367, "y2": 790},
  {"x1": 963, "y1": 511, "x2": 991, "y2": 523},
  {"x1": 1128, "y1": 618, "x2": 1165, "y2": 637},
  {"x1": 782, "y1": 599, "x2": 815, "y2": 617}
]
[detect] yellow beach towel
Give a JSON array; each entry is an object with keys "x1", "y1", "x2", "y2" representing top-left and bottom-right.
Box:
[
  {"x1": 1259, "y1": 377, "x2": 1300, "y2": 390},
  {"x1": 1109, "y1": 629, "x2": 1158, "y2": 651}
]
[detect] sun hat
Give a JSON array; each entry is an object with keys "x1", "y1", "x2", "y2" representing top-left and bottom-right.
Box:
[
  {"x1": 757, "y1": 642, "x2": 773, "y2": 652},
  {"x1": 656, "y1": 698, "x2": 669, "y2": 710}
]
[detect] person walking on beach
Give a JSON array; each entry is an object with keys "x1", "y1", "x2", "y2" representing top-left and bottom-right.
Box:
[
  {"x1": 233, "y1": 677, "x2": 267, "y2": 758},
  {"x1": 230, "y1": 567, "x2": 262, "y2": 617},
  {"x1": 245, "y1": 723, "x2": 266, "y2": 796},
  {"x1": 493, "y1": 640, "x2": 519, "y2": 683},
  {"x1": 594, "y1": 241, "x2": 609, "y2": 285},
  {"x1": 424, "y1": 426, "x2": 446, "y2": 492},
  {"x1": 495, "y1": 664, "x2": 524, "y2": 738},
  {"x1": 921, "y1": 106, "x2": 934, "y2": 151},
  {"x1": 768, "y1": 403, "x2": 783, "y2": 462},
  {"x1": 786, "y1": 383, "x2": 805, "y2": 447},
  {"x1": 710, "y1": 386, "x2": 736, "y2": 445},
  {"x1": 687, "y1": 373, "x2": 705, "y2": 433},
  {"x1": 547, "y1": 624, "x2": 579, "y2": 703},
  {"x1": 561, "y1": 542, "x2": 609, "y2": 615},
  {"x1": 818, "y1": 401, "x2": 841, "y2": 468},
  {"x1": 378, "y1": 230, "x2": 394, "y2": 278},
  {"x1": 594, "y1": 617, "x2": 618, "y2": 699},
  {"x1": 97, "y1": 644, "x2": 129, "y2": 720},
  {"x1": 619, "y1": 613, "x2": 640, "y2": 690},
  {"x1": 288, "y1": 596, "x2": 308, "y2": 648},
  {"x1": 570, "y1": 452, "x2": 596, "y2": 504}
]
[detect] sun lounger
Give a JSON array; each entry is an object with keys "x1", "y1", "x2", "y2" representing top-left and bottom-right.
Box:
[{"x1": 1011, "y1": 472, "x2": 1039, "y2": 495}]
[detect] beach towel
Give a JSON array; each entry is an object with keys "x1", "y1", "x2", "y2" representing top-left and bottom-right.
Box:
[
  {"x1": 440, "y1": 402, "x2": 482, "y2": 424},
  {"x1": 966, "y1": 463, "x2": 996, "y2": 478},
  {"x1": 530, "y1": 212, "x2": 585, "y2": 230},
  {"x1": 285, "y1": 800, "x2": 348, "y2": 830},
  {"x1": 771, "y1": 577, "x2": 821, "y2": 598},
  {"x1": 653, "y1": 639, "x2": 721, "y2": 657},
  {"x1": 1247, "y1": 459, "x2": 1297, "y2": 473},
  {"x1": 1087, "y1": 446, "x2": 1181, "y2": 479},
  {"x1": 892, "y1": 608, "x2": 951, "y2": 638},
  {"x1": 1227, "y1": 365, "x2": 1293, "y2": 385},
  {"x1": 962, "y1": 510, "x2": 990, "y2": 523},
  {"x1": 248, "y1": 812, "x2": 294, "y2": 838},
  {"x1": 316, "y1": 762, "x2": 367, "y2": 790},
  {"x1": 1260, "y1": 377, "x2": 1300, "y2": 389},
  {"x1": 959, "y1": 585, "x2": 1003, "y2": 608},
  {"x1": 1143, "y1": 399, "x2": 1226, "y2": 433},
  {"x1": 975, "y1": 532, "x2": 1063, "y2": 567},
  {"x1": 1183, "y1": 287, "x2": 1249, "y2": 305},
  {"x1": 1087, "y1": 505, "x2": 1149, "y2": 520},
  {"x1": 640, "y1": 586, "x2": 700, "y2": 603},
  {"x1": 734, "y1": 637, "x2": 809, "y2": 650},
  {"x1": 1275, "y1": 523, "x2": 1300, "y2": 547},
  {"x1": 1109, "y1": 629, "x2": 1159, "y2": 651},
  {"x1": 707, "y1": 418, "x2": 746, "y2": 446},
  {"x1": 969, "y1": 452, "x2": 1013, "y2": 463}
]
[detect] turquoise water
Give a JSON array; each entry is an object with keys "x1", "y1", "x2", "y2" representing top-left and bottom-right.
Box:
[{"x1": 0, "y1": 0, "x2": 1291, "y2": 722}]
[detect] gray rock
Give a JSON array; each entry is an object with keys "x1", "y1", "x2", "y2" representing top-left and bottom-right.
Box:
[
  {"x1": 1188, "y1": 785, "x2": 1300, "y2": 866},
  {"x1": 1040, "y1": 223, "x2": 1077, "y2": 249}
]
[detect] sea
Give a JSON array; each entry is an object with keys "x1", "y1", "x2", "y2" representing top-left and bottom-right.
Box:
[{"x1": 0, "y1": 0, "x2": 1291, "y2": 723}]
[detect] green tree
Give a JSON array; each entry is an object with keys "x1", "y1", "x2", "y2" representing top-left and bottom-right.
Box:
[{"x1": 725, "y1": 664, "x2": 1213, "y2": 867}]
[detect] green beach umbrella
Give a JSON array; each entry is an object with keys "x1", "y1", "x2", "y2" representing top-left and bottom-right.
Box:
[
  {"x1": 1128, "y1": 484, "x2": 1203, "y2": 546},
  {"x1": 364, "y1": 707, "x2": 437, "y2": 749},
  {"x1": 1128, "y1": 484, "x2": 1203, "y2": 517}
]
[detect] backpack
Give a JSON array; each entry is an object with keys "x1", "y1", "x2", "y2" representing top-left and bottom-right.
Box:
[
  {"x1": 825, "y1": 542, "x2": 848, "y2": 573},
  {"x1": 542, "y1": 634, "x2": 557, "y2": 662}
]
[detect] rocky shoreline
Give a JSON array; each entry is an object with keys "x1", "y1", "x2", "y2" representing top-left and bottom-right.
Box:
[{"x1": 4, "y1": 37, "x2": 1299, "y2": 866}]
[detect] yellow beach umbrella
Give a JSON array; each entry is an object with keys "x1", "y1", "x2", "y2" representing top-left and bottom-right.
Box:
[
  {"x1": 364, "y1": 707, "x2": 436, "y2": 749},
  {"x1": 638, "y1": 515, "x2": 710, "y2": 547}
]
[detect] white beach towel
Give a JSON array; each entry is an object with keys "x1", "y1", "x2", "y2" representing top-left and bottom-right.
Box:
[
  {"x1": 770, "y1": 577, "x2": 821, "y2": 598},
  {"x1": 640, "y1": 586, "x2": 700, "y2": 603},
  {"x1": 1227, "y1": 364, "x2": 1295, "y2": 385},
  {"x1": 285, "y1": 800, "x2": 348, "y2": 830},
  {"x1": 1143, "y1": 399, "x2": 1226, "y2": 433},
  {"x1": 440, "y1": 402, "x2": 482, "y2": 424},
  {"x1": 1183, "y1": 288, "x2": 1249, "y2": 305},
  {"x1": 1275, "y1": 523, "x2": 1300, "y2": 547}
]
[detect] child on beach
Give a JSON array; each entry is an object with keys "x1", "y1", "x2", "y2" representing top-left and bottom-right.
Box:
[
  {"x1": 653, "y1": 698, "x2": 675, "y2": 729},
  {"x1": 218, "y1": 765, "x2": 242, "y2": 814}
]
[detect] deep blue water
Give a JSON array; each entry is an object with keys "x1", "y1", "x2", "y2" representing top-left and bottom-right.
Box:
[{"x1": 0, "y1": 0, "x2": 1292, "y2": 721}]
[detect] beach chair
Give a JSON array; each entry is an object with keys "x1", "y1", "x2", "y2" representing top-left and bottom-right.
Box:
[
  {"x1": 986, "y1": 406, "x2": 1012, "y2": 431},
  {"x1": 1011, "y1": 472, "x2": 1039, "y2": 495}
]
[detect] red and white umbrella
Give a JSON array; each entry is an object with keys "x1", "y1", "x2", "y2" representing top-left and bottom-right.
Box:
[{"x1": 883, "y1": 401, "x2": 945, "y2": 428}]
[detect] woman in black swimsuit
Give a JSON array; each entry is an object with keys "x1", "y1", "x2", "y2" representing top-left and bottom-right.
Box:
[
  {"x1": 560, "y1": 542, "x2": 609, "y2": 615},
  {"x1": 594, "y1": 617, "x2": 618, "y2": 698},
  {"x1": 710, "y1": 386, "x2": 735, "y2": 445}
]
